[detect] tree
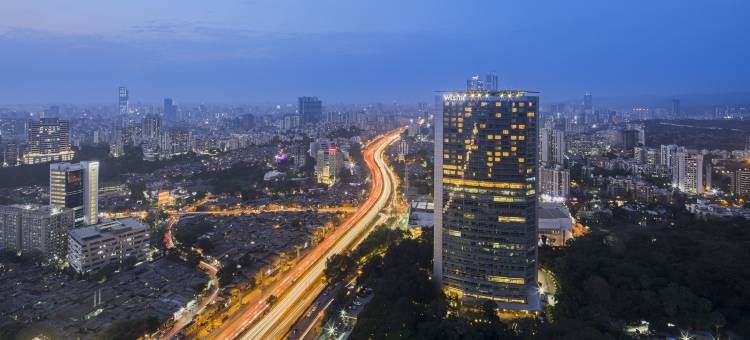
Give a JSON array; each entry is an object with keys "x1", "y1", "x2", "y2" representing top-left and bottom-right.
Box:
[
  {"x1": 711, "y1": 311, "x2": 726, "y2": 339},
  {"x1": 217, "y1": 260, "x2": 239, "y2": 286},
  {"x1": 267, "y1": 295, "x2": 278, "y2": 307},
  {"x1": 120, "y1": 255, "x2": 138, "y2": 271},
  {"x1": 195, "y1": 237, "x2": 214, "y2": 253},
  {"x1": 96, "y1": 316, "x2": 161, "y2": 340},
  {"x1": 129, "y1": 181, "x2": 146, "y2": 202},
  {"x1": 186, "y1": 250, "x2": 202, "y2": 268},
  {"x1": 92, "y1": 262, "x2": 118, "y2": 282},
  {"x1": 323, "y1": 254, "x2": 355, "y2": 284}
]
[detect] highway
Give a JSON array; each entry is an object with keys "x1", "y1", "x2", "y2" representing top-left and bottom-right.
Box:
[{"x1": 210, "y1": 129, "x2": 403, "y2": 340}]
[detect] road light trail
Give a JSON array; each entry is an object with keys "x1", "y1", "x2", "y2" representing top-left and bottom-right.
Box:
[{"x1": 209, "y1": 128, "x2": 403, "y2": 340}]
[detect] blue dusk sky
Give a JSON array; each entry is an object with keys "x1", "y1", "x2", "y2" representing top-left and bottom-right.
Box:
[{"x1": 0, "y1": 0, "x2": 748, "y2": 105}]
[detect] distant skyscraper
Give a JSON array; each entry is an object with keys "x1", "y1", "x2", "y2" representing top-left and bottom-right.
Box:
[
  {"x1": 3, "y1": 143, "x2": 20, "y2": 167},
  {"x1": 298, "y1": 96, "x2": 323, "y2": 125},
  {"x1": 622, "y1": 129, "x2": 642, "y2": 150},
  {"x1": 672, "y1": 99, "x2": 681, "y2": 116},
  {"x1": 46, "y1": 105, "x2": 60, "y2": 117},
  {"x1": 164, "y1": 98, "x2": 177, "y2": 121},
  {"x1": 282, "y1": 114, "x2": 300, "y2": 130},
  {"x1": 159, "y1": 128, "x2": 192, "y2": 159},
  {"x1": 142, "y1": 114, "x2": 162, "y2": 140},
  {"x1": 660, "y1": 144, "x2": 682, "y2": 170},
  {"x1": 583, "y1": 92, "x2": 593, "y2": 113},
  {"x1": 23, "y1": 118, "x2": 74, "y2": 164},
  {"x1": 435, "y1": 89, "x2": 539, "y2": 312},
  {"x1": 540, "y1": 127, "x2": 565, "y2": 165},
  {"x1": 50, "y1": 161, "x2": 99, "y2": 226},
  {"x1": 539, "y1": 165, "x2": 570, "y2": 199},
  {"x1": 486, "y1": 72, "x2": 498, "y2": 91},
  {"x1": 119, "y1": 87, "x2": 129, "y2": 116},
  {"x1": 467, "y1": 72, "x2": 499, "y2": 91}
]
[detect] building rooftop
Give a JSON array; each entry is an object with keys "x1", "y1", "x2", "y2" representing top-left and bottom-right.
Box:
[
  {"x1": 439, "y1": 90, "x2": 539, "y2": 100},
  {"x1": 69, "y1": 218, "x2": 147, "y2": 242},
  {"x1": 6, "y1": 204, "x2": 67, "y2": 215},
  {"x1": 411, "y1": 200, "x2": 434, "y2": 211},
  {"x1": 538, "y1": 203, "x2": 572, "y2": 220}
]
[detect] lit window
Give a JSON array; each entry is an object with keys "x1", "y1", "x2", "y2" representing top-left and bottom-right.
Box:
[{"x1": 498, "y1": 216, "x2": 526, "y2": 223}]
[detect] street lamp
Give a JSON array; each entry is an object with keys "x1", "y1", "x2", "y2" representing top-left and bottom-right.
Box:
[{"x1": 326, "y1": 325, "x2": 337, "y2": 337}]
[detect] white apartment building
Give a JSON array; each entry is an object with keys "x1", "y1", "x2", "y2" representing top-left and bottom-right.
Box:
[{"x1": 67, "y1": 218, "x2": 149, "y2": 274}]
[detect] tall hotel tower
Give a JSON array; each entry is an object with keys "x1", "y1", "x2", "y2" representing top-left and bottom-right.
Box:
[{"x1": 434, "y1": 89, "x2": 540, "y2": 312}]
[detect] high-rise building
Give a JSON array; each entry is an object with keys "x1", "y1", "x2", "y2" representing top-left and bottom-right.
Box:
[
  {"x1": 434, "y1": 90, "x2": 539, "y2": 312},
  {"x1": 583, "y1": 92, "x2": 593, "y2": 113},
  {"x1": 46, "y1": 105, "x2": 60, "y2": 117},
  {"x1": 282, "y1": 114, "x2": 300, "y2": 130},
  {"x1": 159, "y1": 128, "x2": 192, "y2": 159},
  {"x1": 660, "y1": 144, "x2": 682, "y2": 170},
  {"x1": 0, "y1": 204, "x2": 75, "y2": 260},
  {"x1": 298, "y1": 97, "x2": 323, "y2": 125},
  {"x1": 539, "y1": 165, "x2": 570, "y2": 199},
  {"x1": 23, "y1": 118, "x2": 74, "y2": 164},
  {"x1": 622, "y1": 129, "x2": 642, "y2": 150},
  {"x1": 315, "y1": 145, "x2": 343, "y2": 185},
  {"x1": 118, "y1": 87, "x2": 129, "y2": 116},
  {"x1": 309, "y1": 138, "x2": 333, "y2": 159},
  {"x1": 672, "y1": 151, "x2": 708, "y2": 194},
  {"x1": 731, "y1": 168, "x2": 750, "y2": 196},
  {"x1": 142, "y1": 114, "x2": 161, "y2": 140},
  {"x1": 467, "y1": 72, "x2": 499, "y2": 91},
  {"x1": 539, "y1": 127, "x2": 565, "y2": 165},
  {"x1": 3, "y1": 142, "x2": 20, "y2": 167},
  {"x1": 67, "y1": 218, "x2": 149, "y2": 274},
  {"x1": 486, "y1": 72, "x2": 498, "y2": 91},
  {"x1": 164, "y1": 98, "x2": 177, "y2": 121},
  {"x1": 50, "y1": 161, "x2": 99, "y2": 226},
  {"x1": 467, "y1": 75, "x2": 484, "y2": 91},
  {"x1": 672, "y1": 99, "x2": 681, "y2": 116},
  {"x1": 291, "y1": 144, "x2": 307, "y2": 169}
]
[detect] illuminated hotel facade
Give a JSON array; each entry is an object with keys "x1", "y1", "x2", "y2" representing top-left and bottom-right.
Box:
[{"x1": 434, "y1": 90, "x2": 540, "y2": 312}]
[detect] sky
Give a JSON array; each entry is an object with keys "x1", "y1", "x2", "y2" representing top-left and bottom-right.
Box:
[{"x1": 0, "y1": 0, "x2": 749, "y2": 105}]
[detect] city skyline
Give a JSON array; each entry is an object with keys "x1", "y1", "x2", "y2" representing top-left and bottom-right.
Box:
[
  {"x1": 1, "y1": 2, "x2": 750, "y2": 339},
  {"x1": 1, "y1": 0, "x2": 749, "y2": 104}
]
